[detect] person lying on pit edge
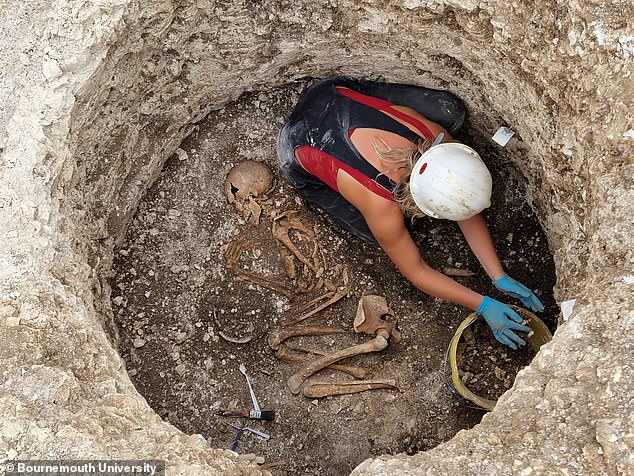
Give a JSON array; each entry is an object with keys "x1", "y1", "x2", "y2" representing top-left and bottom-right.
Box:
[{"x1": 277, "y1": 76, "x2": 544, "y2": 350}]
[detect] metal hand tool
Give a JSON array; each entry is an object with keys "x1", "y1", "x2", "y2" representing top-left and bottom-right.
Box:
[
  {"x1": 215, "y1": 409, "x2": 273, "y2": 420},
  {"x1": 238, "y1": 363, "x2": 275, "y2": 421},
  {"x1": 231, "y1": 422, "x2": 245, "y2": 451},
  {"x1": 224, "y1": 421, "x2": 271, "y2": 440}
]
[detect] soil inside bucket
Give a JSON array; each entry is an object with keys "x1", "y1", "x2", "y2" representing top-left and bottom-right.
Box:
[{"x1": 457, "y1": 319, "x2": 536, "y2": 402}]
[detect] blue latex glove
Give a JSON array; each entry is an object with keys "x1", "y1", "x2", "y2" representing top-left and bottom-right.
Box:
[
  {"x1": 477, "y1": 296, "x2": 532, "y2": 350},
  {"x1": 493, "y1": 274, "x2": 544, "y2": 312}
]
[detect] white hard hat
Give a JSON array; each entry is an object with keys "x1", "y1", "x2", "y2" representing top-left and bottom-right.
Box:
[{"x1": 409, "y1": 142, "x2": 492, "y2": 221}]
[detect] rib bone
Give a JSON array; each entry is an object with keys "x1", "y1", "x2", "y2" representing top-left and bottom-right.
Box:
[
  {"x1": 292, "y1": 288, "x2": 348, "y2": 324},
  {"x1": 267, "y1": 325, "x2": 346, "y2": 351},
  {"x1": 296, "y1": 290, "x2": 336, "y2": 314},
  {"x1": 236, "y1": 270, "x2": 294, "y2": 298},
  {"x1": 303, "y1": 379, "x2": 397, "y2": 398},
  {"x1": 287, "y1": 329, "x2": 390, "y2": 394}
]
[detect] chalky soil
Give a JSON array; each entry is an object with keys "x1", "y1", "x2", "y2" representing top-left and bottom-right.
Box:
[{"x1": 109, "y1": 82, "x2": 558, "y2": 475}]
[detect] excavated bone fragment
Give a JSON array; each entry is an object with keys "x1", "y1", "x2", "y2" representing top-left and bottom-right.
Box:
[
  {"x1": 287, "y1": 295, "x2": 400, "y2": 394},
  {"x1": 300, "y1": 278, "x2": 324, "y2": 295},
  {"x1": 273, "y1": 210, "x2": 315, "y2": 238},
  {"x1": 279, "y1": 246, "x2": 297, "y2": 279},
  {"x1": 286, "y1": 332, "x2": 390, "y2": 394},
  {"x1": 272, "y1": 211, "x2": 317, "y2": 273},
  {"x1": 303, "y1": 379, "x2": 397, "y2": 398},
  {"x1": 291, "y1": 287, "x2": 348, "y2": 324},
  {"x1": 235, "y1": 270, "x2": 295, "y2": 298},
  {"x1": 242, "y1": 199, "x2": 262, "y2": 225},
  {"x1": 443, "y1": 267, "x2": 475, "y2": 277},
  {"x1": 267, "y1": 325, "x2": 346, "y2": 350},
  {"x1": 296, "y1": 289, "x2": 335, "y2": 313},
  {"x1": 354, "y1": 295, "x2": 402, "y2": 343},
  {"x1": 224, "y1": 232, "x2": 295, "y2": 297},
  {"x1": 275, "y1": 345, "x2": 367, "y2": 379},
  {"x1": 224, "y1": 160, "x2": 273, "y2": 203}
]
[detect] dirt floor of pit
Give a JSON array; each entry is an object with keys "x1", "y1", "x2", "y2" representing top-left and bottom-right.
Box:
[{"x1": 108, "y1": 81, "x2": 559, "y2": 476}]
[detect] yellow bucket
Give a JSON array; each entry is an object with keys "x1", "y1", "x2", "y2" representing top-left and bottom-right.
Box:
[{"x1": 447, "y1": 306, "x2": 552, "y2": 411}]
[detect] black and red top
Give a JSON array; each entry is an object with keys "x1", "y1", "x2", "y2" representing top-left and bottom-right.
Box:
[{"x1": 283, "y1": 78, "x2": 435, "y2": 201}]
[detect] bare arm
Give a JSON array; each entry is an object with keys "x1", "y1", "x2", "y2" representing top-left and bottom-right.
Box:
[
  {"x1": 337, "y1": 172, "x2": 484, "y2": 311},
  {"x1": 389, "y1": 102, "x2": 504, "y2": 280},
  {"x1": 457, "y1": 214, "x2": 505, "y2": 281}
]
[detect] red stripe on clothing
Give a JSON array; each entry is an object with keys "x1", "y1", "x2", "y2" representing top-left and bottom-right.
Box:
[
  {"x1": 295, "y1": 145, "x2": 395, "y2": 201},
  {"x1": 336, "y1": 86, "x2": 394, "y2": 110},
  {"x1": 335, "y1": 86, "x2": 434, "y2": 140}
]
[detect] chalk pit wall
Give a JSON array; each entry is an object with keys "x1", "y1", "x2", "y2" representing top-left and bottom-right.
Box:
[{"x1": 1, "y1": 0, "x2": 632, "y2": 475}]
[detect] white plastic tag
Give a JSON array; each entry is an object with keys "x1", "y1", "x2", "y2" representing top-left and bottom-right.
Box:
[
  {"x1": 492, "y1": 127, "x2": 515, "y2": 146},
  {"x1": 560, "y1": 299, "x2": 577, "y2": 321}
]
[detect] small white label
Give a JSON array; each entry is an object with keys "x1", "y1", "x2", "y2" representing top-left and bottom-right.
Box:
[
  {"x1": 492, "y1": 126, "x2": 515, "y2": 146},
  {"x1": 560, "y1": 299, "x2": 577, "y2": 321}
]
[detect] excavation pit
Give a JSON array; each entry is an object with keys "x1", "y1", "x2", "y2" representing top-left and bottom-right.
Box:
[
  {"x1": 1, "y1": 1, "x2": 632, "y2": 475},
  {"x1": 109, "y1": 83, "x2": 558, "y2": 475}
]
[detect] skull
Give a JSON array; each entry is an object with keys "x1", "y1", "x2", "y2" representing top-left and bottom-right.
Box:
[{"x1": 223, "y1": 160, "x2": 273, "y2": 225}]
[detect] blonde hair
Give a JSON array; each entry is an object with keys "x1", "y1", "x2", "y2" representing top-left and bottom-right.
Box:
[{"x1": 372, "y1": 137, "x2": 432, "y2": 219}]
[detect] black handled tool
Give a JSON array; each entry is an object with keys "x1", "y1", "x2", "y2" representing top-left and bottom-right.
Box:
[{"x1": 216, "y1": 409, "x2": 275, "y2": 421}]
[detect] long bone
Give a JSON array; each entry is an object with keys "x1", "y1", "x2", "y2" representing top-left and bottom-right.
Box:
[
  {"x1": 272, "y1": 212, "x2": 317, "y2": 273},
  {"x1": 287, "y1": 332, "x2": 389, "y2": 394},
  {"x1": 283, "y1": 342, "x2": 369, "y2": 378},
  {"x1": 303, "y1": 379, "x2": 397, "y2": 398},
  {"x1": 276, "y1": 345, "x2": 368, "y2": 379},
  {"x1": 287, "y1": 295, "x2": 401, "y2": 394},
  {"x1": 283, "y1": 341, "x2": 357, "y2": 360},
  {"x1": 295, "y1": 282, "x2": 337, "y2": 313},
  {"x1": 267, "y1": 325, "x2": 346, "y2": 350}
]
